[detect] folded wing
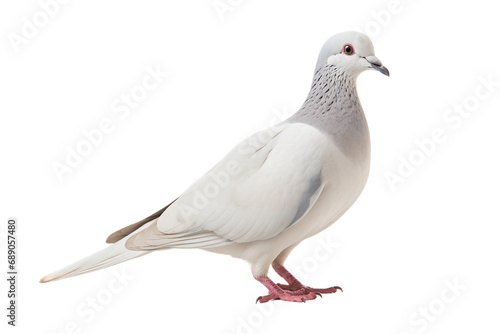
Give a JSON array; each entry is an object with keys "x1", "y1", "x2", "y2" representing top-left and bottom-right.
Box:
[{"x1": 125, "y1": 123, "x2": 328, "y2": 251}]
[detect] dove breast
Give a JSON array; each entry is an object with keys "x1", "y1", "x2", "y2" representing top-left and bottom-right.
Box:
[{"x1": 203, "y1": 124, "x2": 369, "y2": 277}]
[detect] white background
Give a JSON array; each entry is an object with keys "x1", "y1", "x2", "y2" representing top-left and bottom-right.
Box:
[{"x1": 1, "y1": 0, "x2": 499, "y2": 333}]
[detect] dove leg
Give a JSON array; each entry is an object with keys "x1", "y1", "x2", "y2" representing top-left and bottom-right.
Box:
[
  {"x1": 255, "y1": 276, "x2": 318, "y2": 303},
  {"x1": 272, "y1": 262, "x2": 343, "y2": 295}
]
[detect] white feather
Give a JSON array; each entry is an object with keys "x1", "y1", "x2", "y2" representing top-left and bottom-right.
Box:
[{"x1": 40, "y1": 224, "x2": 151, "y2": 283}]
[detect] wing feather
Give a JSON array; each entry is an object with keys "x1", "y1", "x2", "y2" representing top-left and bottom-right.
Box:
[{"x1": 125, "y1": 123, "x2": 330, "y2": 250}]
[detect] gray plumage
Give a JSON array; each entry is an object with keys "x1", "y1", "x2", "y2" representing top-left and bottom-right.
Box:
[{"x1": 288, "y1": 65, "x2": 370, "y2": 163}]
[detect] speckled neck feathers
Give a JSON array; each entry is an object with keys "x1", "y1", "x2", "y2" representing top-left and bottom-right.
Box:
[{"x1": 288, "y1": 65, "x2": 370, "y2": 163}]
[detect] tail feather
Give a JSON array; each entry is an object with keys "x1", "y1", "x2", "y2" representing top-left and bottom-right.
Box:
[{"x1": 40, "y1": 226, "x2": 152, "y2": 283}]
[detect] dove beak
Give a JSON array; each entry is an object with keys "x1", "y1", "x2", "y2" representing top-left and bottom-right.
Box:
[
  {"x1": 364, "y1": 56, "x2": 389, "y2": 76},
  {"x1": 365, "y1": 56, "x2": 390, "y2": 77},
  {"x1": 371, "y1": 63, "x2": 390, "y2": 77}
]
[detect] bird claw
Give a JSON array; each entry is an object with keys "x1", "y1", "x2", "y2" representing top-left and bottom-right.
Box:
[
  {"x1": 256, "y1": 291, "x2": 316, "y2": 303},
  {"x1": 255, "y1": 273, "x2": 341, "y2": 303},
  {"x1": 312, "y1": 286, "x2": 343, "y2": 294},
  {"x1": 276, "y1": 283, "x2": 341, "y2": 296}
]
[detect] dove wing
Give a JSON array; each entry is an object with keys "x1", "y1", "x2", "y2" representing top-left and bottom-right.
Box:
[{"x1": 125, "y1": 123, "x2": 330, "y2": 250}]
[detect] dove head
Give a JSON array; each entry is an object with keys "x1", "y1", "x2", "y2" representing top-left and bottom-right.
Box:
[{"x1": 315, "y1": 31, "x2": 389, "y2": 78}]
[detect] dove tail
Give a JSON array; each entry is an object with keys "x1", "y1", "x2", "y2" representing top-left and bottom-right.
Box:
[{"x1": 40, "y1": 236, "x2": 150, "y2": 283}]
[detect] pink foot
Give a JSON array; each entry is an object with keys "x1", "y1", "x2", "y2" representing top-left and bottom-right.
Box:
[
  {"x1": 255, "y1": 277, "x2": 318, "y2": 303},
  {"x1": 276, "y1": 282, "x2": 343, "y2": 296},
  {"x1": 273, "y1": 263, "x2": 342, "y2": 297}
]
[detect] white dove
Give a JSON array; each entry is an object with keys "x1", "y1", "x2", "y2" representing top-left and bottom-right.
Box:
[{"x1": 41, "y1": 31, "x2": 389, "y2": 303}]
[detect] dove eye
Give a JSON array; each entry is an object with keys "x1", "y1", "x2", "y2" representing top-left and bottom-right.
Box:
[{"x1": 342, "y1": 44, "x2": 355, "y2": 56}]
